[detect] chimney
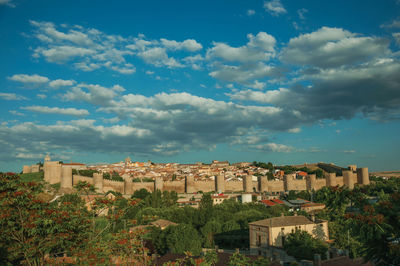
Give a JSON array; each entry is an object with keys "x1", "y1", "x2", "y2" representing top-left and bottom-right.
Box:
[
  {"x1": 281, "y1": 212, "x2": 285, "y2": 217},
  {"x1": 314, "y1": 254, "x2": 321, "y2": 266},
  {"x1": 294, "y1": 211, "x2": 297, "y2": 216}
]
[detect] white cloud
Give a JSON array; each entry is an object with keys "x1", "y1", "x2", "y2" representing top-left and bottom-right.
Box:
[
  {"x1": 393, "y1": 33, "x2": 400, "y2": 45},
  {"x1": 247, "y1": 9, "x2": 255, "y2": 16},
  {"x1": 21, "y1": 106, "x2": 89, "y2": 116},
  {"x1": 207, "y1": 32, "x2": 276, "y2": 63},
  {"x1": 49, "y1": 79, "x2": 76, "y2": 88},
  {"x1": 249, "y1": 80, "x2": 267, "y2": 90},
  {"x1": 63, "y1": 83, "x2": 124, "y2": 106},
  {"x1": 145, "y1": 70, "x2": 155, "y2": 75},
  {"x1": 0, "y1": 0, "x2": 15, "y2": 7},
  {"x1": 209, "y1": 62, "x2": 278, "y2": 83},
  {"x1": 264, "y1": 0, "x2": 287, "y2": 16},
  {"x1": 34, "y1": 45, "x2": 95, "y2": 62},
  {"x1": 137, "y1": 47, "x2": 183, "y2": 68},
  {"x1": 30, "y1": 21, "x2": 135, "y2": 74},
  {"x1": 0, "y1": 93, "x2": 27, "y2": 100},
  {"x1": 380, "y1": 18, "x2": 400, "y2": 29},
  {"x1": 297, "y1": 8, "x2": 308, "y2": 20},
  {"x1": 288, "y1": 127, "x2": 301, "y2": 133},
  {"x1": 9, "y1": 110, "x2": 24, "y2": 116},
  {"x1": 8, "y1": 74, "x2": 49, "y2": 85},
  {"x1": 160, "y1": 38, "x2": 202, "y2": 52},
  {"x1": 37, "y1": 94, "x2": 47, "y2": 99},
  {"x1": 343, "y1": 150, "x2": 356, "y2": 154},
  {"x1": 227, "y1": 88, "x2": 288, "y2": 103},
  {"x1": 280, "y1": 27, "x2": 390, "y2": 68}
]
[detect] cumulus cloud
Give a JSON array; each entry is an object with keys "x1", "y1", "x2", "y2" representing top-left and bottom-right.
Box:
[
  {"x1": 21, "y1": 106, "x2": 89, "y2": 116},
  {"x1": 137, "y1": 47, "x2": 183, "y2": 68},
  {"x1": 209, "y1": 62, "x2": 279, "y2": 83},
  {"x1": 264, "y1": 0, "x2": 287, "y2": 16},
  {"x1": 63, "y1": 83, "x2": 124, "y2": 106},
  {"x1": 30, "y1": 21, "x2": 135, "y2": 74},
  {"x1": 8, "y1": 74, "x2": 49, "y2": 85},
  {"x1": 380, "y1": 18, "x2": 400, "y2": 29},
  {"x1": 280, "y1": 27, "x2": 390, "y2": 68},
  {"x1": 160, "y1": 38, "x2": 202, "y2": 52},
  {"x1": 0, "y1": 93, "x2": 27, "y2": 100},
  {"x1": 49, "y1": 79, "x2": 76, "y2": 88},
  {"x1": 207, "y1": 32, "x2": 276, "y2": 63},
  {"x1": 206, "y1": 32, "x2": 278, "y2": 84}
]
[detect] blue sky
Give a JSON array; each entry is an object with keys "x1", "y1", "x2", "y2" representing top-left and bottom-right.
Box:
[{"x1": 1, "y1": 0, "x2": 400, "y2": 172}]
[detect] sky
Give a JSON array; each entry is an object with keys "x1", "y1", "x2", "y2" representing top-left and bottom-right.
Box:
[{"x1": 0, "y1": 0, "x2": 400, "y2": 172}]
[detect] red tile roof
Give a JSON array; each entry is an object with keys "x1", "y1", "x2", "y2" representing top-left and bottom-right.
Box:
[
  {"x1": 271, "y1": 199, "x2": 284, "y2": 204},
  {"x1": 261, "y1": 200, "x2": 276, "y2": 206}
]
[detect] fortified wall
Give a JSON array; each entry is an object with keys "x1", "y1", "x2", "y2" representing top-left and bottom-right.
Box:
[{"x1": 40, "y1": 161, "x2": 370, "y2": 195}]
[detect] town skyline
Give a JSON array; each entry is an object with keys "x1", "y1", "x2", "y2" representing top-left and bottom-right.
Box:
[{"x1": 1, "y1": 0, "x2": 400, "y2": 172}]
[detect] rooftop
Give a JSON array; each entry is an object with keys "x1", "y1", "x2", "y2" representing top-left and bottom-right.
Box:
[{"x1": 249, "y1": 215, "x2": 315, "y2": 227}]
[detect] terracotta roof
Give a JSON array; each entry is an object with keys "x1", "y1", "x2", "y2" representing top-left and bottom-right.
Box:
[
  {"x1": 261, "y1": 200, "x2": 276, "y2": 206},
  {"x1": 271, "y1": 199, "x2": 284, "y2": 204},
  {"x1": 249, "y1": 215, "x2": 315, "y2": 227}
]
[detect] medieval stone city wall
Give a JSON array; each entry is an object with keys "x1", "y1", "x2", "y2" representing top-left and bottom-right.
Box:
[
  {"x1": 265, "y1": 180, "x2": 285, "y2": 192},
  {"x1": 40, "y1": 160, "x2": 371, "y2": 195},
  {"x1": 225, "y1": 181, "x2": 245, "y2": 192},
  {"x1": 192, "y1": 180, "x2": 215, "y2": 193},
  {"x1": 72, "y1": 175, "x2": 94, "y2": 185},
  {"x1": 103, "y1": 179, "x2": 125, "y2": 194},
  {"x1": 164, "y1": 180, "x2": 186, "y2": 193},
  {"x1": 126, "y1": 182, "x2": 154, "y2": 194},
  {"x1": 336, "y1": 176, "x2": 344, "y2": 186},
  {"x1": 314, "y1": 179, "x2": 327, "y2": 190}
]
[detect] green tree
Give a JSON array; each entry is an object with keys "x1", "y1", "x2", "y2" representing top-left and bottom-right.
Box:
[
  {"x1": 160, "y1": 224, "x2": 202, "y2": 255},
  {"x1": 283, "y1": 230, "x2": 328, "y2": 261}
]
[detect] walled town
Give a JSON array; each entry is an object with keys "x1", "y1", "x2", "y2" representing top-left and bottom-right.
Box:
[
  {"x1": 2, "y1": 156, "x2": 397, "y2": 265},
  {"x1": 22, "y1": 156, "x2": 370, "y2": 196}
]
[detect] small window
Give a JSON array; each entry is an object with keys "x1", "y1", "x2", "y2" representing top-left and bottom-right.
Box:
[{"x1": 281, "y1": 227, "x2": 285, "y2": 231}]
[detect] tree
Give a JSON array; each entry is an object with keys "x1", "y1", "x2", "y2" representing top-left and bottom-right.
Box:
[
  {"x1": 132, "y1": 188, "x2": 151, "y2": 200},
  {"x1": 283, "y1": 230, "x2": 328, "y2": 261},
  {"x1": 0, "y1": 173, "x2": 91, "y2": 265},
  {"x1": 159, "y1": 224, "x2": 202, "y2": 255},
  {"x1": 201, "y1": 220, "x2": 222, "y2": 247}
]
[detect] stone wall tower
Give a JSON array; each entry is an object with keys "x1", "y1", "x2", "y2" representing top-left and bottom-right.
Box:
[
  {"x1": 357, "y1": 167, "x2": 369, "y2": 185},
  {"x1": 22, "y1": 165, "x2": 32, "y2": 174},
  {"x1": 61, "y1": 166, "x2": 73, "y2": 189},
  {"x1": 93, "y1": 173, "x2": 104, "y2": 193},
  {"x1": 215, "y1": 175, "x2": 225, "y2": 193},
  {"x1": 154, "y1": 177, "x2": 164, "y2": 192},
  {"x1": 326, "y1": 172, "x2": 337, "y2": 187},
  {"x1": 185, "y1": 175, "x2": 194, "y2": 193},
  {"x1": 243, "y1": 175, "x2": 253, "y2": 193},
  {"x1": 284, "y1": 173, "x2": 296, "y2": 191},
  {"x1": 306, "y1": 174, "x2": 316, "y2": 191},
  {"x1": 258, "y1": 176, "x2": 268, "y2": 192},
  {"x1": 44, "y1": 162, "x2": 62, "y2": 184},
  {"x1": 343, "y1": 170, "x2": 354, "y2": 189}
]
